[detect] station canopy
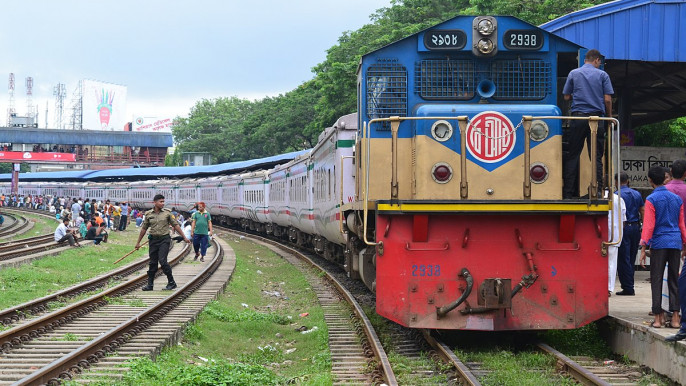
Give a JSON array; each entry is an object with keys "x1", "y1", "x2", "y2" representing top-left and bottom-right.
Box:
[
  {"x1": 541, "y1": 0, "x2": 686, "y2": 129},
  {"x1": 0, "y1": 149, "x2": 310, "y2": 182},
  {"x1": 0, "y1": 128, "x2": 173, "y2": 148}
]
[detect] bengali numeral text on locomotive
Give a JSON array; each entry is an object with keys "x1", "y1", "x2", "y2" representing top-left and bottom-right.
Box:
[
  {"x1": 424, "y1": 29, "x2": 467, "y2": 50},
  {"x1": 503, "y1": 29, "x2": 543, "y2": 50},
  {"x1": 411, "y1": 264, "x2": 441, "y2": 277}
]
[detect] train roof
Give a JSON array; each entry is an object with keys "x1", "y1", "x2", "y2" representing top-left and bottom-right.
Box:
[{"x1": 0, "y1": 149, "x2": 311, "y2": 183}]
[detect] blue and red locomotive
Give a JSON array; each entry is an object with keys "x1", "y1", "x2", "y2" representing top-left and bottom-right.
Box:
[{"x1": 3, "y1": 15, "x2": 620, "y2": 331}]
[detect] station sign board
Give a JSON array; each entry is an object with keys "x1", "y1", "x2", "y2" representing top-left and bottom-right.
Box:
[{"x1": 132, "y1": 117, "x2": 174, "y2": 133}]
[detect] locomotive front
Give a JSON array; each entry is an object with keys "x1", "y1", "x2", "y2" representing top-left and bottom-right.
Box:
[{"x1": 347, "y1": 15, "x2": 619, "y2": 330}]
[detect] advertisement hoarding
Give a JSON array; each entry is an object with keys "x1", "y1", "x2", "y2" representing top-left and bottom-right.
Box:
[
  {"x1": 82, "y1": 80, "x2": 128, "y2": 131},
  {"x1": 132, "y1": 117, "x2": 174, "y2": 133},
  {"x1": 0, "y1": 152, "x2": 76, "y2": 162}
]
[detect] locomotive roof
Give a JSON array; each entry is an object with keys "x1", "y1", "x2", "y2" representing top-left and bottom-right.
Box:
[{"x1": 358, "y1": 14, "x2": 583, "y2": 68}]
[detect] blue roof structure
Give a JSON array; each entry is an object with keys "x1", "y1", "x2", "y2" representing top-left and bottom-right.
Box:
[
  {"x1": 0, "y1": 128, "x2": 173, "y2": 147},
  {"x1": 0, "y1": 169, "x2": 99, "y2": 182},
  {"x1": 542, "y1": 0, "x2": 686, "y2": 127},
  {"x1": 541, "y1": 0, "x2": 686, "y2": 62},
  {"x1": 84, "y1": 149, "x2": 310, "y2": 181},
  {"x1": 0, "y1": 149, "x2": 310, "y2": 182}
]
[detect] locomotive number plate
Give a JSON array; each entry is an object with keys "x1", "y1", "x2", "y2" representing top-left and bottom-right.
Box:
[
  {"x1": 424, "y1": 29, "x2": 467, "y2": 50},
  {"x1": 503, "y1": 29, "x2": 543, "y2": 50},
  {"x1": 411, "y1": 264, "x2": 441, "y2": 277}
]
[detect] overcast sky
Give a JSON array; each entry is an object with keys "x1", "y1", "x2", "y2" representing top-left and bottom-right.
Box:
[{"x1": 0, "y1": 0, "x2": 391, "y2": 128}]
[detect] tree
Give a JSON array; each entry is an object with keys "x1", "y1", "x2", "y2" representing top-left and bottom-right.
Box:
[
  {"x1": 164, "y1": 148, "x2": 183, "y2": 167},
  {"x1": 634, "y1": 118, "x2": 686, "y2": 147},
  {"x1": 173, "y1": 0, "x2": 617, "y2": 160},
  {"x1": 0, "y1": 163, "x2": 30, "y2": 174}
]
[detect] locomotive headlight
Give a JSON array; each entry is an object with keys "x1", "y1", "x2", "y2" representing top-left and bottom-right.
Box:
[
  {"x1": 477, "y1": 19, "x2": 495, "y2": 35},
  {"x1": 476, "y1": 38, "x2": 495, "y2": 54},
  {"x1": 529, "y1": 120, "x2": 549, "y2": 142},
  {"x1": 431, "y1": 162, "x2": 453, "y2": 183},
  {"x1": 530, "y1": 162, "x2": 549, "y2": 183},
  {"x1": 431, "y1": 120, "x2": 453, "y2": 142}
]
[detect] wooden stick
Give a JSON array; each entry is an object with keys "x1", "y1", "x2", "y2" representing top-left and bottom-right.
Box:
[{"x1": 113, "y1": 240, "x2": 149, "y2": 264}]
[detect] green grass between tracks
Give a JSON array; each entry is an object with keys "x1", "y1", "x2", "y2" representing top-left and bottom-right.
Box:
[
  {"x1": 0, "y1": 227, "x2": 148, "y2": 311},
  {"x1": 117, "y1": 234, "x2": 331, "y2": 385},
  {"x1": 6, "y1": 211, "x2": 59, "y2": 240}
]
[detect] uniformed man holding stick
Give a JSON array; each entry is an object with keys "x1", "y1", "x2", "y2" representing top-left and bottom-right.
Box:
[{"x1": 135, "y1": 194, "x2": 190, "y2": 291}]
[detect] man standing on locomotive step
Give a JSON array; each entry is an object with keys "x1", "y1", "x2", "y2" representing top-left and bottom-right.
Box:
[
  {"x1": 562, "y1": 49, "x2": 614, "y2": 199},
  {"x1": 135, "y1": 194, "x2": 190, "y2": 291}
]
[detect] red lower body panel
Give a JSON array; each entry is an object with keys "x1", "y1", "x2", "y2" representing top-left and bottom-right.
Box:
[{"x1": 375, "y1": 213, "x2": 608, "y2": 330}]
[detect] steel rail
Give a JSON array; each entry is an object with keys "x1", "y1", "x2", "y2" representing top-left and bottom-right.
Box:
[
  {"x1": 0, "y1": 213, "x2": 29, "y2": 237},
  {"x1": 422, "y1": 330, "x2": 482, "y2": 386},
  {"x1": 0, "y1": 243, "x2": 154, "y2": 326},
  {"x1": 223, "y1": 228, "x2": 398, "y2": 386},
  {"x1": 0, "y1": 234, "x2": 52, "y2": 247},
  {"x1": 0, "y1": 243, "x2": 190, "y2": 353},
  {"x1": 15, "y1": 240, "x2": 222, "y2": 385},
  {"x1": 536, "y1": 343, "x2": 611, "y2": 386}
]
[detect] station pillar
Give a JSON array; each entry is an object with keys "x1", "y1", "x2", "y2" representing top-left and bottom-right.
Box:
[{"x1": 10, "y1": 163, "x2": 19, "y2": 195}]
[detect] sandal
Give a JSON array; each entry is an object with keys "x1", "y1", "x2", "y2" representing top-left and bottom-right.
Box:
[{"x1": 646, "y1": 321, "x2": 663, "y2": 328}]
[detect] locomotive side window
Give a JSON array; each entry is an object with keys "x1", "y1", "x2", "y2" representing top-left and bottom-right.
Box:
[{"x1": 367, "y1": 62, "x2": 407, "y2": 130}]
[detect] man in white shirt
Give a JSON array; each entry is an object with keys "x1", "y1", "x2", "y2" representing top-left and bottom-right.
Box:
[{"x1": 54, "y1": 218, "x2": 80, "y2": 247}]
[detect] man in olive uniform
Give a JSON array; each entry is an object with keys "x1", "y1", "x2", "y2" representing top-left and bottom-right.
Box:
[{"x1": 135, "y1": 194, "x2": 190, "y2": 291}]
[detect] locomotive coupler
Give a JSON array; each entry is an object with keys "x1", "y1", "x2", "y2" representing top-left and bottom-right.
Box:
[{"x1": 436, "y1": 268, "x2": 473, "y2": 318}]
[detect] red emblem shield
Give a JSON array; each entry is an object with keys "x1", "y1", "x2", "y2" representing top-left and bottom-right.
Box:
[{"x1": 466, "y1": 111, "x2": 516, "y2": 163}]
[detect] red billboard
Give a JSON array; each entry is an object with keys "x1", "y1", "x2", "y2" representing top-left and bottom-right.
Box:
[{"x1": 0, "y1": 151, "x2": 76, "y2": 162}]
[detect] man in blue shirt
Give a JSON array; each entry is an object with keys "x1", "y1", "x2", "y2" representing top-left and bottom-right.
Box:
[
  {"x1": 615, "y1": 172, "x2": 644, "y2": 296},
  {"x1": 562, "y1": 49, "x2": 614, "y2": 198}
]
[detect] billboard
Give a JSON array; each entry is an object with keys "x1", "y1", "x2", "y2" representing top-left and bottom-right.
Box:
[
  {"x1": 132, "y1": 117, "x2": 174, "y2": 133},
  {"x1": 0, "y1": 151, "x2": 76, "y2": 162},
  {"x1": 82, "y1": 80, "x2": 128, "y2": 131}
]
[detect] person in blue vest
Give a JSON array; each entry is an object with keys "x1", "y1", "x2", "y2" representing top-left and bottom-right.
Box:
[
  {"x1": 615, "y1": 172, "x2": 644, "y2": 296},
  {"x1": 639, "y1": 166, "x2": 686, "y2": 329}
]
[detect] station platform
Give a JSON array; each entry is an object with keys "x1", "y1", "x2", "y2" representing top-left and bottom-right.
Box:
[{"x1": 607, "y1": 270, "x2": 686, "y2": 384}]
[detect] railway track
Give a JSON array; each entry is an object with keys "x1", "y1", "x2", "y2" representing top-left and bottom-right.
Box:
[
  {"x1": 0, "y1": 238, "x2": 233, "y2": 385},
  {"x1": 224, "y1": 228, "x2": 654, "y2": 385},
  {"x1": 0, "y1": 236, "x2": 79, "y2": 264},
  {"x1": 0, "y1": 213, "x2": 30, "y2": 238}
]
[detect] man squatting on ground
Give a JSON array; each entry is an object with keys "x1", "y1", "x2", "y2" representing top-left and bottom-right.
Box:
[
  {"x1": 135, "y1": 194, "x2": 190, "y2": 291},
  {"x1": 54, "y1": 218, "x2": 81, "y2": 247}
]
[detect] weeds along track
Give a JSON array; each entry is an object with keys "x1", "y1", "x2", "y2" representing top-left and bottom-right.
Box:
[
  {"x1": 537, "y1": 343, "x2": 642, "y2": 385},
  {"x1": 222, "y1": 227, "x2": 396, "y2": 385},
  {"x1": 0, "y1": 237, "x2": 235, "y2": 385}
]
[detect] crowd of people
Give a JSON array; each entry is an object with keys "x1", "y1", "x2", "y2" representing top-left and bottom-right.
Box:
[{"x1": 608, "y1": 163, "x2": 686, "y2": 342}]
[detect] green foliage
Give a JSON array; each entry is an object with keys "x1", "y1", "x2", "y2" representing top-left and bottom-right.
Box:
[
  {"x1": 164, "y1": 147, "x2": 183, "y2": 167},
  {"x1": 0, "y1": 163, "x2": 30, "y2": 173},
  {"x1": 202, "y1": 302, "x2": 290, "y2": 325},
  {"x1": 541, "y1": 323, "x2": 612, "y2": 358},
  {"x1": 123, "y1": 356, "x2": 284, "y2": 386},
  {"x1": 634, "y1": 117, "x2": 686, "y2": 147},
  {"x1": 174, "y1": 0, "x2": 614, "y2": 161}
]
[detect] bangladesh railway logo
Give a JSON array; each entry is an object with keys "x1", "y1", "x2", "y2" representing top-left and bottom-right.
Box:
[{"x1": 466, "y1": 111, "x2": 516, "y2": 163}]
